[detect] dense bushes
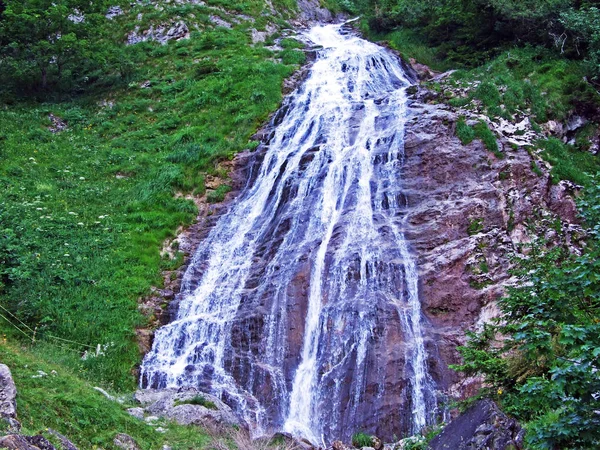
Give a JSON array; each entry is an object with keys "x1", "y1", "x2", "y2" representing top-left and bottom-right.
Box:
[
  {"x1": 454, "y1": 180, "x2": 600, "y2": 449},
  {"x1": 335, "y1": 0, "x2": 600, "y2": 79},
  {"x1": 0, "y1": 0, "x2": 126, "y2": 96}
]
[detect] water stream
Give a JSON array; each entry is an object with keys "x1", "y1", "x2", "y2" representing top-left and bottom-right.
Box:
[{"x1": 141, "y1": 22, "x2": 438, "y2": 444}]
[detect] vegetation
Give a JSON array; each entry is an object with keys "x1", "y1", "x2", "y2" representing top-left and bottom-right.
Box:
[
  {"x1": 351, "y1": 432, "x2": 373, "y2": 447},
  {"x1": 453, "y1": 180, "x2": 600, "y2": 449},
  {"x1": 174, "y1": 395, "x2": 218, "y2": 410},
  {"x1": 0, "y1": 342, "x2": 213, "y2": 448},
  {"x1": 0, "y1": 0, "x2": 303, "y2": 396}
]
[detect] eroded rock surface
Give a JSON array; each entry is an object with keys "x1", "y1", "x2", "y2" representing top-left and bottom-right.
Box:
[
  {"x1": 428, "y1": 399, "x2": 523, "y2": 450},
  {"x1": 403, "y1": 90, "x2": 580, "y2": 396},
  {"x1": 133, "y1": 388, "x2": 244, "y2": 431}
]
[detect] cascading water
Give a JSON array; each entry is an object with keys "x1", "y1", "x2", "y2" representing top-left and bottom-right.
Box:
[{"x1": 141, "y1": 22, "x2": 440, "y2": 444}]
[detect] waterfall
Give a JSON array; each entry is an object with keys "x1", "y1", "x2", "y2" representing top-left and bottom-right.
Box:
[{"x1": 141, "y1": 22, "x2": 439, "y2": 444}]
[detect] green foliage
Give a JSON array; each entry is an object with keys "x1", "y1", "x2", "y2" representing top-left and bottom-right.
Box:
[
  {"x1": 0, "y1": 0, "x2": 124, "y2": 95},
  {"x1": 174, "y1": 395, "x2": 218, "y2": 410},
  {"x1": 456, "y1": 118, "x2": 501, "y2": 158},
  {"x1": 456, "y1": 117, "x2": 475, "y2": 145},
  {"x1": 0, "y1": 0, "x2": 301, "y2": 391},
  {"x1": 454, "y1": 178, "x2": 600, "y2": 449},
  {"x1": 473, "y1": 121, "x2": 501, "y2": 158},
  {"x1": 467, "y1": 218, "x2": 484, "y2": 236},
  {"x1": 0, "y1": 343, "x2": 213, "y2": 449},
  {"x1": 538, "y1": 138, "x2": 599, "y2": 186},
  {"x1": 352, "y1": 432, "x2": 373, "y2": 447}
]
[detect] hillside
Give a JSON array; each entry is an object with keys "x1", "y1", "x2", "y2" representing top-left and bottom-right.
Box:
[{"x1": 1, "y1": 0, "x2": 600, "y2": 448}]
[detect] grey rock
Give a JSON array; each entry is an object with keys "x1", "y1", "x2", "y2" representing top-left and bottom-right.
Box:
[
  {"x1": 0, "y1": 435, "x2": 38, "y2": 450},
  {"x1": 428, "y1": 399, "x2": 522, "y2": 450},
  {"x1": 0, "y1": 364, "x2": 17, "y2": 420},
  {"x1": 114, "y1": 433, "x2": 141, "y2": 450},
  {"x1": 209, "y1": 15, "x2": 231, "y2": 29},
  {"x1": 0, "y1": 434, "x2": 56, "y2": 450},
  {"x1": 106, "y1": 6, "x2": 124, "y2": 19},
  {"x1": 134, "y1": 388, "x2": 243, "y2": 431},
  {"x1": 294, "y1": 0, "x2": 333, "y2": 25},
  {"x1": 46, "y1": 429, "x2": 78, "y2": 450},
  {"x1": 567, "y1": 114, "x2": 588, "y2": 132},
  {"x1": 126, "y1": 407, "x2": 145, "y2": 420},
  {"x1": 127, "y1": 21, "x2": 189, "y2": 45}
]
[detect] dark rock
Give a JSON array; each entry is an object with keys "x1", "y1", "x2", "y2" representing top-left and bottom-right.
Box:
[
  {"x1": 23, "y1": 436, "x2": 55, "y2": 450},
  {"x1": 0, "y1": 435, "x2": 56, "y2": 450},
  {"x1": 45, "y1": 429, "x2": 78, "y2": 450},
  {"x1": 0, "y1": 435, "x2": 38, "y2": 450},
  {"x1": 114, "y1": 433, "x2": 141, "y2": 450},
  {"x1": 428, "y1": 399, "x2": 522, "y2": 450},
  {"x1": 47, "y1": 114, "x2": 67, "y2": 133}
]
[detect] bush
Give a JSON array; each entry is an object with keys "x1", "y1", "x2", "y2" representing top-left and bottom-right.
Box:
[{"x1": 352, "y1": 432, "x2": 373, "y2": 447}]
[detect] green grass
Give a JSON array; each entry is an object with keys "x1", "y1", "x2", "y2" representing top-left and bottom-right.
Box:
[
  {"x1": 449, "y1": 47, "x2": 600, "y2": 123},
  {"x1": 538, "y1": 138, "x2": 599, "y2": 186},
  {"x1": 363, "y1": 26, "x2": 452, "y2": 72},
  {"x1": 455, "y1": 118, "x2": 502, "y2": 158},
  {"x1": 351, "y1": 432, "x2": 373, "y2": 447},
  {"x1": 0, "y1": 343, "x2": 212, "y2": 449},
  {"x1": 174, "y1": 395, "x2": 218, "y2": 410},
  {"x1": 0, "y1": 0, "x2": 305, "y2": 391}
]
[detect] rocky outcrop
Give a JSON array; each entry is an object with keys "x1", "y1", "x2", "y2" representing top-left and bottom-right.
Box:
[
  {"x1": 127, "y1": 21, "x2": 189, "y2": 45},
  {"x1": 0, "y1": 435, "x2": 57, "y2": 450},
  {"x1": 428, "y1": 399, "x2": 523, "y2": 450},
  {"x1": 0, "y1": 364, "x2": 19, "y2": 433},
  {"x1": 402, "y1": 88, "x2": 581, "y2": 397},
  {"x1": 114, "y1": 433, "x2": 141, "y2": 450},
  {"x1": 0, "y1": 364, "x2": 17, "y2": 420},
  {"x1": 132, "y1": 388, "x2": 244, "y2": 432}
]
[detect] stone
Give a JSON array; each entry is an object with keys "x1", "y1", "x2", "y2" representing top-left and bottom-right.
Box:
[
  {"x1": 409, "y1": 58, "x2": 435, "y2": 80},
  {"x1": 126, "y1": 407, "x2": 145, "y2": 420},
  {"x1": 0, "y1": 435, "x2": 38, "y2": 450},
  {"x1": 371, "y1": 436, "x2": 383, "y2": 450},
  {"x1": 331, "y1": 441, "x2": 347, "y2": 450},
  {"x1": 106, "y1": 6, "x2": 123, "y2": 19},
  {"x1": 0, "y1": 364, "x2": 17, "y2": 420},
  {"x1": 114, "y1": 433, "x2": 141, "y2": 450},
  {"x1": 134, "y1": 388, "x2": 244, "y2": 431},
  {"x1": 48, "y1": 114, "x2": 67, "y2": 133},
  {"x1": 429, "y1": 399, "x2": 522, "y2": 450},
  {"x1": 0, "y1": 435, "x2": 56, "y2": 450},
  {"x1": 45, "y1": 429, "x2": 78, "y2": 450}
]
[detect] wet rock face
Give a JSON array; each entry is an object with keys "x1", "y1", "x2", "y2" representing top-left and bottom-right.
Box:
[
  {"x1": 428, "y1": 399, "x2": 523, "y2": 450},
  {"x1": 402, "y1": 91, "x2": 579, "y2": 394}
]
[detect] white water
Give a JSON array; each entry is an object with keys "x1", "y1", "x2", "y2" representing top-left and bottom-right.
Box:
[{"x1": 141, "y1": 22, "x2": 437, "y2": 444}]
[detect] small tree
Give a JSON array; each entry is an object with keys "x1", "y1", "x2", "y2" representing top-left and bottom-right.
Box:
[{"x1": 0, "y1": 0, "x2": 113, "y2": 92}]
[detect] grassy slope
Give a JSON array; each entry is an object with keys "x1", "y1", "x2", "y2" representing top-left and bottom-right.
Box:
[
  {"x1": 0, "y1": 0, "x2": 303, "y2": 445},
  {"x1": 0, "y1": 342, "x2": 213, "y2": 449}
]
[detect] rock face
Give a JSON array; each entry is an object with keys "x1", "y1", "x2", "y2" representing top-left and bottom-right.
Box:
[
  {"x1": 139, "y1": 29, "x2": 578, "y2": 444},
  {"x1": 133, "y1": 388, "x2": 244, "y2": 431},
  {"x1": 0, "y1": 364, "x2": 17, "y2": 420},
  {"x1": 402, "y1": 90, "x2": 580, "y2": 395},
  {"x1": 428, "y1": 399, "x2": 523, "y2": 450}
]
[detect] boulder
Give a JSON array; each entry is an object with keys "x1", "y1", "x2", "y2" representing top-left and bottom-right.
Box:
[
  {"x1": 114, "y1": 433, "x2": 141, "y2": 450},
  {"x1": 428, "y1": 399, "x2": 523, "y2": 450},
  {"x1": 0, "y1": 435, "x2": 56, "y2": 450},
  {"x1": 134, "y1": 388, "x2": 244, "y2": 431}
]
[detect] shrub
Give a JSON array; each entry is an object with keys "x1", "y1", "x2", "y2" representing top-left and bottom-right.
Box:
[{"x1": 352, "y1": 432, "x2": 373, "y2": 447}]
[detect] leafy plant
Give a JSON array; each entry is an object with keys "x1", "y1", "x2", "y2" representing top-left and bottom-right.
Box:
[
  {"x1": 352, "y1": 432, "x2": 373, "y2": 447},
  {"x1": 454, "y1": 177, "x2": 600, "y2": 449}
]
